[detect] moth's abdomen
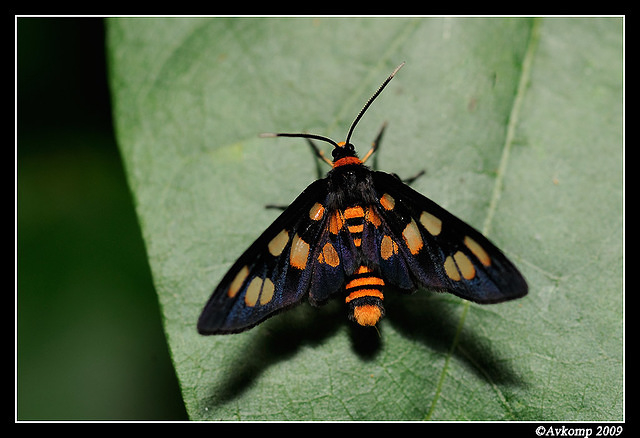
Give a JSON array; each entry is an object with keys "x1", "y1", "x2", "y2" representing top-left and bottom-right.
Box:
[{"x1": 345, "y1": 265, "x2": 385, "y2": 327}]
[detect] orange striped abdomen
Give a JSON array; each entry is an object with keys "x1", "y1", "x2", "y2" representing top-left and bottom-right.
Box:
[{"x1": 345, "y1": 265, "x2": 385, "y2": 327}]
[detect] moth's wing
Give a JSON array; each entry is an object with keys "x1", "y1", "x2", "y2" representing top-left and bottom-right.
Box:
[
  {"x1": 197, "y1": 179, "x2": 334, "y2": 334},
  {"x1": 367, "y1": 171, "x2": 527, "y2": 303}
]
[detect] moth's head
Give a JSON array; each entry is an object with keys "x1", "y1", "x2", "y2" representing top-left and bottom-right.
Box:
[
  {"x1": 330, "y1": 141, "x2": 365, "y2": 168},
  {"x1": 332, "y1": 142, "x2": 357, "y2": 160}
]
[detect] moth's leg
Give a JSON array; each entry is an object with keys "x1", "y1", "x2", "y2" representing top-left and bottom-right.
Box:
[
  {"x1": 306, "y1": 138, "x2": 332, "y2": 179},
  {"x1": 401, "y1": 169, "x2": 425, "y2": 185},
  {"x1": 361, "y1": 122, "x2": 387, "y2": 168}
]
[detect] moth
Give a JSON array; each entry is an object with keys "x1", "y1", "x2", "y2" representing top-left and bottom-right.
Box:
[{"x1": 198, "y1": 63, "x2": 527, "y2": 335}]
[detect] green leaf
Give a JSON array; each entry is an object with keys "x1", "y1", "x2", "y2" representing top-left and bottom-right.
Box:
[{"x1": 107, "y1": 17, "x2": 623, "y2": 420}]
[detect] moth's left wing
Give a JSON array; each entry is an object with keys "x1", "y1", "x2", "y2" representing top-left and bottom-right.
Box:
[{"x1": 197, "y1": 179, "x2": 337, "y2": 334}]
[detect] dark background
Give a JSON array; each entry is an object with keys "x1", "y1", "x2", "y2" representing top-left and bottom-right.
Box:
[{"x1": 17, "y1": 17, "x2": 188, "y2": 420}]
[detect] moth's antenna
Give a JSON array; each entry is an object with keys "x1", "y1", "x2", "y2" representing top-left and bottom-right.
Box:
[
  {"x1": 345, "y1": 62, "x2": 405, "y2": 146},
  {"x1": 260, "y1": 62, "x2": 405, "y2": 152},
  {"x1": 259, "y1": 132, "x2": 335, "y2": 166},
  {"x1": 258, "y1": 132, "x2": 340, "y2": 149}
]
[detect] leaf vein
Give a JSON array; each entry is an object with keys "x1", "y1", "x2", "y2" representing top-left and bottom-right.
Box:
[{"x1": 426, "y1": 18, "x2": 543, "y2": 421}]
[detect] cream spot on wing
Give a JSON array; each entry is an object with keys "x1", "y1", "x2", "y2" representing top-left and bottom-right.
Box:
[
  {"x1": 464, "y1": 236, "x2": 491, "y2": 266},
  {"x1": 244, "y1": 277, "x2": 262, "y2": 307},
  {"x1": 419, "y1": 211, "x2": 442, "y2": 236},
  {"x1": 444, "y1": 256, "x2": 460, "y2": 281},
  {"x1": 259, "y1": 278, "x2": 275, "y2": 305},
  {"x1": 228, "y1": 265, "x2": 249, "y2": 298},
  {"x1": 268, "y1": 229, "x2": 289, "y2": 256},
  {"x1": 454, "y1": 250, "x2": 476, "y2": 280},
  {"x1": 402, "y1": 218, "x2": 423, "y2": 255}
]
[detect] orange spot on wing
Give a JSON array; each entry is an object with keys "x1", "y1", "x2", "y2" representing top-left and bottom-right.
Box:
[
  {"x1": 380, "y1": 193, "x2": 395, "y2": 211},
  {"x1": 380, "y1": 235, "x2": 398, "y2": 260},
  {"x1": 365, "y1": 207, "x2": 381, "y2": 227},
  {"x1": 289, "y1": 233, "x2": 310, "y2": 269},
  {"x1": 329, "y1": 211, "x2": 344, "y2": 234},
  {"x1": 318, "y1": 242, "x2": 340, "y2": 267},
  {"x1": 309, "y1": 203, "x2": 325, "y2": 221}
]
